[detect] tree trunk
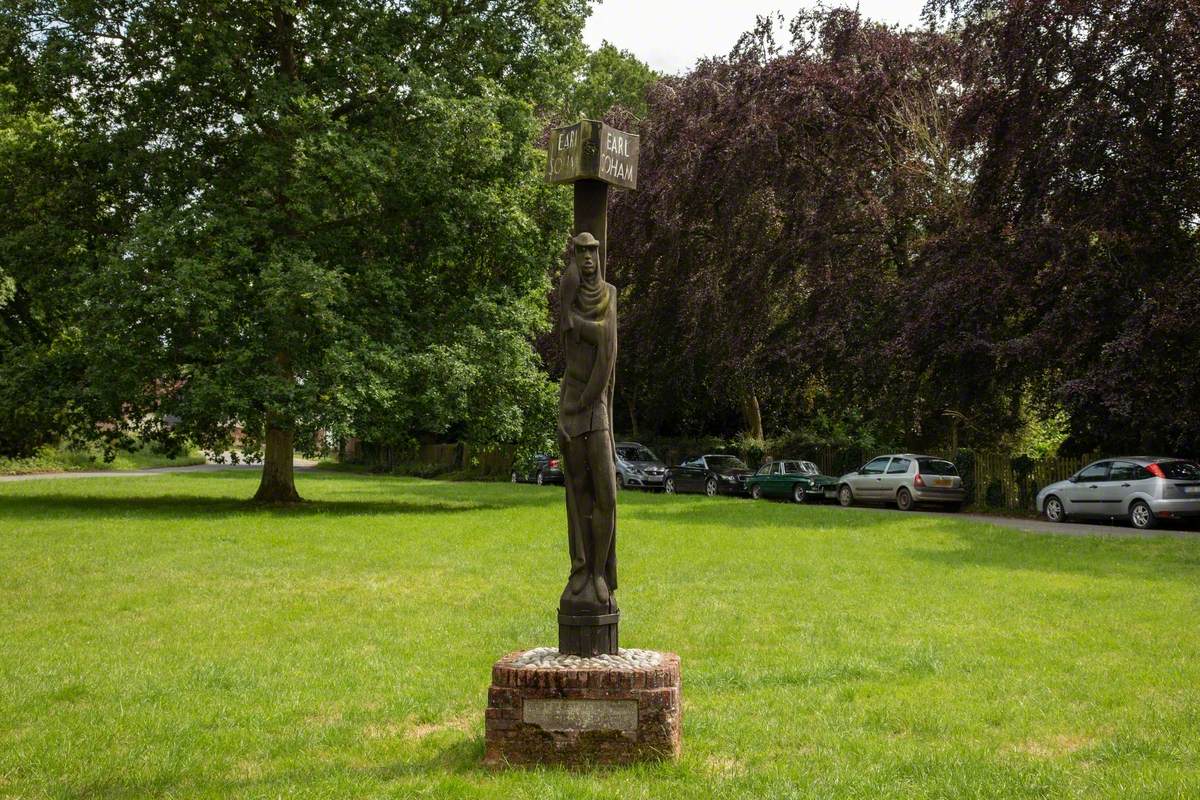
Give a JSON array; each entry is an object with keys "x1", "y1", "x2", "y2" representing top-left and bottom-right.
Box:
[
  {"x1": 626, "y1": 395, "x2": 638, "y2": 438},
  {"x1": 742, "y1": 389, "x2": 764, "y2": 440},
  {"x1": 254, "y1": 422, "x2": 300, "y2": 503}
]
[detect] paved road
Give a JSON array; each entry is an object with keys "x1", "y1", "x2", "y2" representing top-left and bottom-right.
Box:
[{"x1": 836, "y1": 502, "x2": 1200, "y2": 540}]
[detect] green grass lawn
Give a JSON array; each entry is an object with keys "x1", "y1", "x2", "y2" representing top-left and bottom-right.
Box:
[{"x1": 1, "y1": 472, "x2": 1198, "y2": 799}]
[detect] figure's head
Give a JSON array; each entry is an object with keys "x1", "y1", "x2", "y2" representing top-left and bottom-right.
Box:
[{"x1": 572, "y1": 231, "x2": 600, "y2": 278}]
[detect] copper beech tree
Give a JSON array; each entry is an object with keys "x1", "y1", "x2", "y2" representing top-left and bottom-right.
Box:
[{"x1": 609, "y1": 4, "x2": 1200, "y2": 456}]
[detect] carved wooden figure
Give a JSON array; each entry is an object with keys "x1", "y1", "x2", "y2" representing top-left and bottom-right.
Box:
[{"x1": 557, "y1": 232, "x2": 619, "y2": 655}]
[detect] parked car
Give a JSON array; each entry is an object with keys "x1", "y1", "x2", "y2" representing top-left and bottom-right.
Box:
[
  {"x1": 664, "y1": 454, "x2": 752, "y2": 497},
  {"x1": 837, "y1": 454, "x2": 965, "y2": 510},
  {"x1": 614, "y1": 442, "x2": 668, "y2": 490},
  {"x1": 1036, "y1": 457, "x2": 1200, "y2": 529},
  {"x1": 744, "y1": 459, "x2": 838, "y2": 503},
  {"x1": 511, "y1": 453, "x2": 563, "y2": 485}
]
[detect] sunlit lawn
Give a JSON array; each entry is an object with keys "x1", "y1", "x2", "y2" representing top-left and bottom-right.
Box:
[{"x1": 1, "y1": 471, "x2": 1198, "y2": 799}]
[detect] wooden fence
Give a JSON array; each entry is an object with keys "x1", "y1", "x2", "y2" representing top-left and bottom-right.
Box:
[{"x1": 969, "y1": 452, "x2": 1098, "y2": 511}]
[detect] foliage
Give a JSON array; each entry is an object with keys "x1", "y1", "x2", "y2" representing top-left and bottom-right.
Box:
[
  {"x1": 952, "y1": 447, "x2": 976, "y2": 501},
  {"x1": 924, "y1": 0, "x2": 1200, "y2": 455},
  {"x1": 611, "y1": 2, "x2": 1200, "y2": 458},
  {"x1": 609, "y1": 10, "x2": 970, "y2": 445},
  {"x1": 4, "y1": 471, "x2": 1200, "y2": 797},
  {"x1": 563, "y1": 41, "x2": 659, "y2": 121},
  {"x1": 0, "y1": 78, "x2": 101, "y2": 457},
  {"x1": 731, "y1": 433, "x2": 766, "y2": 469},
  {"x1": 0, "y1": 1, "x2": 588, "y2": 497},
  {"x1": 0, "y1": 441, "x2": 204, "y2": 475}
]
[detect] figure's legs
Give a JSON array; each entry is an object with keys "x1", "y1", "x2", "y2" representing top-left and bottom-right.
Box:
[
  {"x1": 585, "y1": 431, "x2": 617, "y2": 603},
  {"x1": 560, "y1": 431, "x2": 591, "y2": 596}
]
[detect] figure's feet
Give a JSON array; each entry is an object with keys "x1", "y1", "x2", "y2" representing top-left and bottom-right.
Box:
[
  {"x1": 592, "y1": 573, "x2": 610, "y2": 604},
  {"x1": 567, "y1": 565, "x2": 589, "y2": 595}
]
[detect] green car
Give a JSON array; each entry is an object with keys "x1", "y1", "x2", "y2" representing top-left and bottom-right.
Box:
[{"x1": 745, "y1": 459, "x2": 838, "y2": 503}]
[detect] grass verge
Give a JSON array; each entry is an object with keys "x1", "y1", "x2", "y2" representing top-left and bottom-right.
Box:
[{"x1": 1, "y1": 471, "x2": 1197, "y2": 798}]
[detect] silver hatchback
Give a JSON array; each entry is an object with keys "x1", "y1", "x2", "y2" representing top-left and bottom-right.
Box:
[
  {"x1": 1036, "y1": 457, "x2": 1200, "y2": 530},
  {"x1": 837, "y1": 454, "x2": 966, "y2": 511}
]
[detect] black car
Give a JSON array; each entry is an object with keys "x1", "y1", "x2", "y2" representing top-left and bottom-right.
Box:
[
  {"x1": 664, "y1": 454, "x2": 752, "y2": 497},
  {"x1": 511, "y1": 453, "x2": 563, "y2": 485}
]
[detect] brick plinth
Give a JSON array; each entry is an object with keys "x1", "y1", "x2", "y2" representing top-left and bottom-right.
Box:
[{"x1": 484, "y1": 650, "x2": 682, "y2": 768}]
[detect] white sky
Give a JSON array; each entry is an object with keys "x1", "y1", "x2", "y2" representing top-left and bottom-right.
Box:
[{"x1": 583, "y1": 1, "x2": 930, "y2": 74}]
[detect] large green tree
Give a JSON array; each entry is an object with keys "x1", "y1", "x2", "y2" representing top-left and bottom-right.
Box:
[
  {"x1": 3, "y1": 0, "x2": 587, "y2": 500},
  {"x1": 564, "y1": 41, "x2": 658, "y2": 120}
]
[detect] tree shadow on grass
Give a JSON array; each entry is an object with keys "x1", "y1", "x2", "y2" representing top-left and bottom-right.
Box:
[
  {"x1": 0, "y1": 493, "x2": 506, "y2": 522},
  {"x1": 618, "y1": 498, "x2": 897, "y2": 531}
]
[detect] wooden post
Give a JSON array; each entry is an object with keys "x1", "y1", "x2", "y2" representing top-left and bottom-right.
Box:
[
  {"x1": 573, "y1": 178, "x2": 609, "y2": 273},
  {"x1": 547, "y1": 120, "x2": 638, "y2": 657}
]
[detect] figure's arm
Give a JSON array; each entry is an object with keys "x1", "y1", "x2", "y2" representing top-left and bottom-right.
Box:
[
  {"x1": 567, "y1": 312, "x2": 605, "y2": 344},
  {"x1": 579, "y1": 288, "x2": 617, "y2": 407}
]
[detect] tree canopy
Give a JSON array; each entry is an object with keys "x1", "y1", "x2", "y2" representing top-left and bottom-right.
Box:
[
  {"x1": 564, "y1": 41, "x2": 659, "y2": 121},
  {"x1": 610, "y1": 3, "x2": 1200, "y2": 457},
  {"x1": 1, "y1": 0, "x2": 588, "y2": 498}
]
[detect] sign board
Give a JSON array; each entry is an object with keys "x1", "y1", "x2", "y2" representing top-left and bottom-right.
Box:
[
  {"x1": 546, "y1": 120, "x2": 639, "y2": 190},
  {"x1": 522, "y1": 698, "x2": 639, "y2": 732}
]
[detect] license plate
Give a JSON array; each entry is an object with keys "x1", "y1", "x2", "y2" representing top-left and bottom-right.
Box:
[
  {"x1": 934, "y1": 478, "x2": 952, "y2": 487},
  {"x1": 1186, "y1": 486, "x2": 1200, "y2": 494},
  {"x1": 824, "y1": 489, "x2": 837, "y2": 497}
]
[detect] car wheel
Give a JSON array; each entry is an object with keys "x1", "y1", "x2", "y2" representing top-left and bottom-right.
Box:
[
  {"x1": 510, "y1": 471, "x2": 518, "y2": 483},
  {"x1": 1044, "y1": 495, "x2": 1066, "y2": 523},
  {"x1": 838, "y1": 484, "x2": 853, "y2": 507},
  {"x1": 750, "y1": 484, "x2": 762, "y2": 500},
  {"x1": 705, "y1": 478, "x2": 718, "y2": 497},
  {"x1": 664, "y1": 477, "x2": 676, "y2": 495},
  {"x1": 792, "y1": 484, "x2": 806, "y2": 504},
  {"x1": 896, "y1": 487, "x2": 914, "y2": 511},
  {"x1": 536, "y1": 471, "x2": 544, "y2": 486},
  {"x1": 1129, "y1": 500, "x2": 1156, "y2": 530}
]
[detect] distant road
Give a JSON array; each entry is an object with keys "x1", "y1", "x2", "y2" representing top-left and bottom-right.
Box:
[{"x1": 834, "y1": 503, "x2": 1200, "y2": 540}]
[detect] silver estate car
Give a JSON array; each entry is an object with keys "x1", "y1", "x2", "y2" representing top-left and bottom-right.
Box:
[
  {"x1": 837, "y1": 454, "x2": 966, "y2": 511},
  {"x1": 1036, "y1": 457, "x2": 1200, "y2": 530},
  {"x1": 614, "y1": 441, "x2": 668, "y2": 490}
]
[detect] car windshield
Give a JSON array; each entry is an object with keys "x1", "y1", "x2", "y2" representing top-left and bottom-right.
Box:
[
  {"x1": 706, "y1": 455, "x2": 748, "y2": 472},
  {"x1": 617, "y1": 446, "x2": 658, "y2": 462},
  {"x1": 917, "y1": 458, "x2": 958, "y2": 476},
  {"x1": 1159, "y1": 460, "x2": 1200, "y2": 480},
  {"x1": 782, "y1": 460, "x2": 819, "y2": 475}
]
